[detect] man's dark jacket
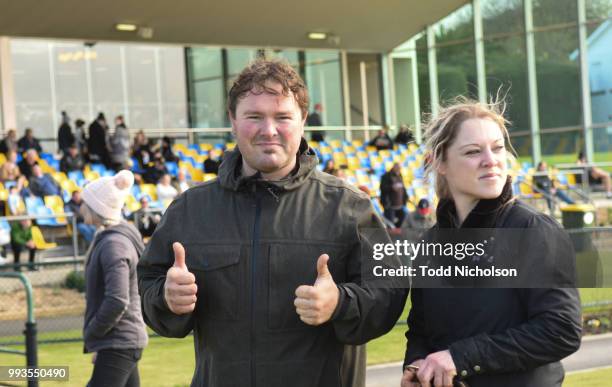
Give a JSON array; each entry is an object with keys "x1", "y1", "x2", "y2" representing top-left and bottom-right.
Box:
[
  {"x1": 404, "y1": 180, "x2": 582, "y2": 387},
  {"x1": 138, "y1": 140, "x2": 407, "y2": 387}
]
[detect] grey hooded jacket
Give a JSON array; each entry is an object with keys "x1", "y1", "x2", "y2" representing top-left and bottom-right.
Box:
[{"x1": 84, "y1": 221, "x2": 148, "y2": 353}]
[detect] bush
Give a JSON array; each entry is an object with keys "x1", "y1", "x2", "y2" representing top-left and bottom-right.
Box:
[{"x1": 64, "y1": 270, "x2": 85, "y2": 293}]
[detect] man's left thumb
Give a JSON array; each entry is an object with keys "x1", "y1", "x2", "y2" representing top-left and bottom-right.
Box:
[{"x1": 316, "y1": 254, "x2": 331, "y2": 280}]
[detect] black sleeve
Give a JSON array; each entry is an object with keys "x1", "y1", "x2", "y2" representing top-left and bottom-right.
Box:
[
  {"x1": 331, "y1": 196, "x2": 408, "y2": 345},
  {"x1": 137, "y1": 194, "x2": 194, "y2": 338},
  {"x1": 448, "y1": 215, "x2": 582, "y2": 377},
  {"x1": 403, "y1": 288, "x2": 433, "y2": 367}
]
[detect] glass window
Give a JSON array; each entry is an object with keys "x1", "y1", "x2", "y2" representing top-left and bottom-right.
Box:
[
  {"x1": 192, "y1": 79, "x2": 225, "y2": 128},
  {"x1": 586, "y1": 0, "x2": 612, "y2": 137},
  {"x1": 125, "y1": 45, "x2": 160, "y2": 128},
  {"x1": 159, "y1": 46, "x2": 188, "y2": 128},
  {"x1": 304, "y1": 51, "x2": 343, "y2": 125},
  {"x1": 533, "y1": 0, "x2": 578, "y2": 27},
  {"x1": 53, "y1": 42, "x2": 90, "y2": 129},
  {"x1": 11, "y1": 39, "x2": 54, "y2": 141},
  {"x1": 90, "y1": 43, "x2": 125, "y2": 124},
  {"x1": 189, "y1": 47, "x2": 223, "y2": 80},
  {"x1": 186, "y1": 47, "x2": 225, "y2": 128},
  {"x1": 227, "y1": 48, "x2": 257, "y2": 79},
  {"x1": 540, "y1": 130, "x2": 584, "y2": 157},
  {"x1": 482, "y1": 0, "x2": 530, "y2": 133},
  {"x1": 415, "y1": 34, "x2": 430, "y2": 115},
  {"x1": 436, "y1": 42, "x2": 477, "y2": 104},
  {"x1": 482, "y1": 0, "x2": 524, "y2": 36},
  {"x1": 534, "y1": 27, "x2": 581, "y2": 129},
  {"x1": 509, "y1": 134, "x2": 533, "y2": 160},
  {"x1": 346, "y1": 53, "x2": 384, "y2": 129}
]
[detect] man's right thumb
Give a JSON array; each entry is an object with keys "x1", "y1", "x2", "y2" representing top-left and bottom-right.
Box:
[{"x1": 173, "y1": 242, "x2": 187, "y2": 269}]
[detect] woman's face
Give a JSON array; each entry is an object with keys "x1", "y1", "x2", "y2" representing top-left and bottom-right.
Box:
[{"x1": 438, "y1": 117, "x2": 508, "y2": 204}]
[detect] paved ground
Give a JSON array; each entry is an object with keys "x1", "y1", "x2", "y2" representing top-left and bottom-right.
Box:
[{"x1": 365, "y1": 333, "x2": 612, "y2": 387}]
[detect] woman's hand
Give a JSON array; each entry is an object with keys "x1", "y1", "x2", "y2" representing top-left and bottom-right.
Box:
[
  {"x1": 401, "y1": 359, "x2": 424, "y2": 387},
  {"x1": 416, "y1": 350, "x2": 457, "y2": 387}
]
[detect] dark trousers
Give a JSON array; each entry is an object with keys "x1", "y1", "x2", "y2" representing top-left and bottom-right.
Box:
[
  {"x1": 384, "y1": 208, "x2": 405, "y2": 228},
  {"x1": 11, "y1": 243, "x2": 36, "y2": 271},
  {"x1": 88, "y1": 348, "x2": 142, "y2": 387}
]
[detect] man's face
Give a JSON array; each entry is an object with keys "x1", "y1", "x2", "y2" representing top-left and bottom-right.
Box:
[{"x1": 230, "y1": 82, "x2": 305, "y2": 179}]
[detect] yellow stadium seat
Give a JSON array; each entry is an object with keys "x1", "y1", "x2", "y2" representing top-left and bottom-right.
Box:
[
  {"x1": 44, "y1": 195, "x2": 67, "y2": 224},
  {"x1": 31, "y1": 226, "x2": 57, "y2": 250},
  {"x1": 140, "y1": 184, "x2": 158, "y2": 201},
  {"x1": 0, "y1": 188, "x2": 8, "y2": 201},
  {"x1": 365, "y1": 146, "x2": 377, "y2": 153},
  {"x1": 173, "y1": 143, "x2": 188, "y2": 154},
  {"x1": 308, "y1": 141, "x2": 320, "y2": 149},
  {"x1": 347, "y1": 157, "x2": 361, "y2": 171},
  {"x1": 190, "y1": 169, "x2": 203, "y2": 182},
  {"x1": 352, "y1": 140, "x2": 363, "y2": 148},
  {"x1": 52, "y1": 172, "x2": 68, "y2": 184},
  {"x1": 203, "y1": 173, "x2": 217, "y2": 182},
  {"x1": 125, "y1": 194, "x2": 141, "y2": 212},
  {"x1": 225, "y1": 142, "x2": 236, "y2": 150},
  {"x1": 60, "y1": 179, "x2": 79, "y2": 194},
  {"x1": 199, "y1": 143, "x2": 213, "y2": 152},
  {"x1": 84, "y1": 170, "x2": 100, "y2": 181},
  {"x1": 329, "y1": 140, "x2": 341, "y2": 149},
  {"x1": 0, "y1": 153, "x2": 6, "y2": 164}
]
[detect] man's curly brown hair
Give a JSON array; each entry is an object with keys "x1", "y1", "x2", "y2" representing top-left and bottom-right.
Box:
[{"x1": 227, "y1": 59, "x2": 309, "y2": 119}]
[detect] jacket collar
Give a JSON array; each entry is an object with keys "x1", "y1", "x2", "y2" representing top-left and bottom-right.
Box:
[
  {"x1": 218, "y1": 138, "x2": 318, "y2": 192},
  {"x1": 436, "y1": 176, "x2": 514, "y2": 229}
]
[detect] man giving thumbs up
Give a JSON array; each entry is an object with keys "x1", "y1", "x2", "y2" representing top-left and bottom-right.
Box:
[
  {"x1": 137, "y1": 59, "x2": 407, "y2": 387},
  {"x1": 294, "y1": 254, "x2": 339, "y2": 325},
  {"x1": 164, "y1": 242, "x2": 197, "y2": 315}
]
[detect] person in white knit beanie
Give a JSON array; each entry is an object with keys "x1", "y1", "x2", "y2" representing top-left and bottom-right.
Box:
[
  {"x1": 81, "y1": 169, "x2": 134, "y2": 225},
  {"x1": 81, "y1": 169, "x2": 149, "y2": 387}
]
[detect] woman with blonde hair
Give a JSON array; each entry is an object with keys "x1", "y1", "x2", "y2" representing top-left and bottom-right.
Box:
[
  {"x1": 81, "y1": 170, "x2": 148, "y2": 387},
  {"x1": 401, "y1": 99, "x2": 581, "y2": 387}
]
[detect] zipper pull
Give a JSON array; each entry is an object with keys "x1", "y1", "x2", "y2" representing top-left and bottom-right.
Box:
[{"x1": 266, "y1": 186, "x2": 280, "y2": 202}]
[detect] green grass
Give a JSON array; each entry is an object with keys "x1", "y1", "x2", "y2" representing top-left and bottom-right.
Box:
[{"x1": 565, "y1": 367, "x2": 612, "y2": 387}]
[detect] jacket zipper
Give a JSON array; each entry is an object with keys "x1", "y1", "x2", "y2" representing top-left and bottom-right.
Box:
[{"x1": 250, "y1": 190, "x2": 262, "y2": 387}]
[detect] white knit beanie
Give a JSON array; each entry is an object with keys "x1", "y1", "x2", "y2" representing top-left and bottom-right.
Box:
[{"x1": 82, "y1": 170, "x2": 134, "y2": 222}]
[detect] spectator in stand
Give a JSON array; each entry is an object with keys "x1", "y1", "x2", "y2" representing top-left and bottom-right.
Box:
[
  {"x1": 18, "y1": 149, "x2": 39, "y2": 180},
  {"x1": 1, "y1": 150, "x2": 27, "y2": 190},
  {"x1": 402, "y1": 198, "x2": 435, "y2": 229},
  {"x1": 132, "y1": 130, "x2": 151, "y2": 169},
  {"x1": 110, "y1": 115, "x2": 131, "y2": 171},
  {"x1": 88, "y1": 112, "x2": 110, "y2": 167},
  {"x1": 577, "y1": 151, "x2": 612, "y2": 198},
  {"x1": 160, "y1": 136, "x2": 178, "y2": 162},
  {"x1": 322, "y1": 159, "x2": 335, "y2": 174},
  {"x1": 74, "y1": 119, "x2": 87, "y2": 155},
  {"x1": 17, "y1": 128, "x2": 42, "y2": 154},
  {"x1": 65, "y1": 190, "x2": 96, "y2": 243},
  {"x1": 142, "y1": 153, "x2": 168, "y2": 184},
  {"x1": 136, "y1": 196, "x2": 161, "y2": 238},
  {"x1": 380, "y1": 163, "x2": 408, "y2": 228},
  {"x1": 534, "y1": 161, "x2": 574, "y2": 213},
  {"x1": 203, "y1": 153, "x2": 221, "y2": 175},
  {"x1": 60, "y1": 144, "x2": 86, "y2": 173},
  {"x1": 307, "y1": 103, "x2": 325, "y2": 142},
  {"x1": 156, "y1": 174, "x2": 178, "y2": 202},
  {"x1": 0, "y1": 129, "x2": 18, "y2": 155},
  {"x1": 29, "y1": 164, "x2": 61, "y2": 197},
  {"x1": 10, "y1": 217, "x2": 36, "y2": 271},
  {"x1": 368, "y1": 128, "x2": 394, "y2": 150},
  {"x1": 58, "y1": 111, "x2": 75, "y2": 155},
  {"x1": 7, "y1": 186, "x2": 22, "y2": 215},
  {"x1": 394, "y1": 124, "x2": 415, "y2": 145},
  {"x1": 174, "y1": 169, "x2": 190, "y2": 193}
]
